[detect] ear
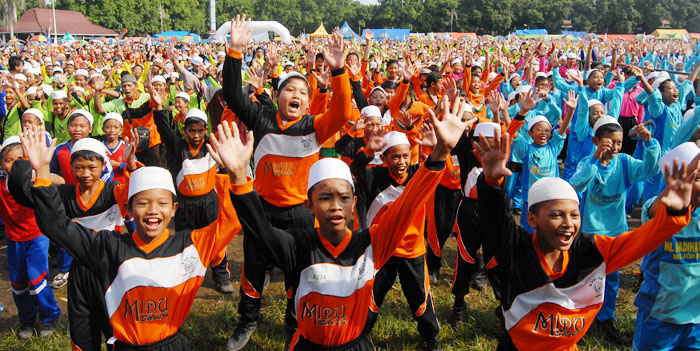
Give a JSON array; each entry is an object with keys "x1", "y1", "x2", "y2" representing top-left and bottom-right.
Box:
[
  {"x1": 528, "y1": 130, "x2": 534, "y2": 138},
  {"x1": 591, "y1": 136, "x2": 600, "y2": 146},
  {"x1": 380, "y1": 154, "x2": 387, "y2": 164},
  {"x1": 172, "y1": 201, "x2": 179, "y2": 216},
  {"x1": 304, "y1": 198, "x2": 314, "y2": 214},
  {"x1": 527, "y1": 211, "x2": 538, "y2": 229}
]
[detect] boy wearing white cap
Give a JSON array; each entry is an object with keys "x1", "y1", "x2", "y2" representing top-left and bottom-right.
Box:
[
  {"x1": 473, "y1": 129, "x2": 694, "y2": 351},
  {"x1": 45, "y1": 89, "x2": 72, "y2": 143},
  {"x1": 103, "y1": 112, "x2": 128, "y2": 184},
  {"x1": 172, "y1": 91, "x2": 191, "y2": 137},
  {"x1": 570, "y1": 116, "x2": 659, "y2": 343},
  {"x1": 214, "y1": 94, "x2": 470, "y2": 351},
  {"x1": 20, "y1": 124, "x2": 241, "y2": 351},
  {"x1": 1, "y1": 73, "x2": 30, "y2": 141},
  {"x1": 634, "y1": 142, "x2": 700, "y2": 351},
  {"x1": 0, "y1": 137, "x2": 61, "y2": 339},
  {"x1": 153, "y1": 92, "x2": 233, "y2": 294}
]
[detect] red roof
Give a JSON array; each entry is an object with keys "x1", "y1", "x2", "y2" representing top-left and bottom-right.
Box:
[{"x1": 0, "y1": 8, "x2": 117, "y2": 36}]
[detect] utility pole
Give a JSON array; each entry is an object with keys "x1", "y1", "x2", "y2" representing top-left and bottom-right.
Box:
[
  {"x1": 209, "y1": 0, "x2": 216, "y2": 32},
  {"x1": 449, "y1": 9, "x2": 457, "y2": 32},
  {"x1": 158, "y1": 5, "x2": 168, "y2": 33}
]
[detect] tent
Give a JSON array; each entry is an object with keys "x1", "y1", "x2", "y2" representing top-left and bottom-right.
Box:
[
  {"x1": 515, "y1": 29, "x2": 547, "y2": 37},
  {"x1": 362, "y1": 28, "x2": 410, "y2": 41},
  {"x1": 340, "y1": 21, "x2": 357, "y2": 39},
  {"x1": 561, "y1": 30, "x2": 587, "y2": 38},
  {"x1": 309, "y1": 24, "x2": 329, "y2": 39},
  {"x1": 651, "y1": 29, "x2": 689, "y2": 39},
  {"x1": 59, "y1": 32, "x2": 77, "y2": 41}
]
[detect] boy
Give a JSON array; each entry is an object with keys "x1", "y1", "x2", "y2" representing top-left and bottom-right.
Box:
[
  {"x1": 570, "y1": 116, "x2": 660, "y2": 343},
  {"x1": 103, "y1": 112, "x2": 128, "y2": 184},
  {"x1": 472, "y1": 128, "x2": 694, "y2": 351},
  {"x1": 46, "y1": 90, "x2": 72, "y2": 143},
  {"x1": 20, "y1": 124, "x2": 241, "y2": 350},
  {"x1": 213, "y1": 93, "x2": 470, "y2": 351},
  {"x1": 635, "y1": 142, "x2": 700, "y2": 351},
  {"x1": 0, "y1": 136, "x2": 61, "y2": 339}
]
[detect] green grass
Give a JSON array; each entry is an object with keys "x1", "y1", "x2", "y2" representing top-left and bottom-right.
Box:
[{"x1": 0, "y1": 236, "x2": 639, "y2": 350}]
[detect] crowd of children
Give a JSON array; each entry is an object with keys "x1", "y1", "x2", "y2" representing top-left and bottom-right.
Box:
[{"x1": 1, "y1": 15, "x2": 700, "y2": 351}]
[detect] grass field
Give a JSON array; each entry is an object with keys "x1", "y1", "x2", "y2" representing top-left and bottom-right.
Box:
[{"x1": 0, "y1": 229, "x2": 640, "y2": 351}]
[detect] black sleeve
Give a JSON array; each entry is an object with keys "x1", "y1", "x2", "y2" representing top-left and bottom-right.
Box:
[
  {"x1": 153, "y1": 108, "x2": 182, "y2": 171},
  {"x1": 229, "y1": 190, "x2": 297, "y2": 273},
  {"x1": 350, "y1": 79, "x2": 369, "y2": 111},
  {"x1": 223, "y1": 55, "x2": 261, "y2": 130},
  {"x1": 476, "y1": 174, "x2": 520, "y2": 266},
  {"x1": 7, "y1": 159, "x2": 36, "y2": 208},
  {"x1": 255, "y1": 90, "x2": 276, "y2": 109},
  {"x1": 334, "y1": 134, "x2": 356, "y2": 157},
  {"x1": 349, "y1": 150, "x2": 373, "y2": 186},
  {"x1": 31, "y1": 182, "x2": 109, "y2": 274}
]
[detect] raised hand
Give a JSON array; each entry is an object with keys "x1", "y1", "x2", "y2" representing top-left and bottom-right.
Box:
[
  {"x1": 244, "y1": 67, "x2": 266, "y2": 91},
  {"x1": 166, "y1": 40, "x2": 177, "y2": 61},
  {"x1": 20, "y1": 125, "x2": 56, "y2": 179},
  {"x1": 312, "y1": 64, "x2": 331, "y2": 90},
  {"x1": 402, "y1": 59, "x2": 420, "y2": 80},
  {"x1": 150, "y1": 88, "x2": 164, "y2": 110},
  {"x1": 563, "y1": 90, "x2": 579, "y2": 110},
  {"x1": 487, "y1": 90, "x2": 501, "y2": 113},
  {"x1": 264, "y1": 44, "x2": 281, "y2": 69},
  {"x1": 429, "y1": 96, "x2": 471, "y2": 160},
  {"x1": 519, "y1": 88, "x2": 541, "y2": 113},
  {"x1": 207, "y1": 121, "x2": 255, "y2": 183},
  {"x1": 631, "y1": 123, "x2": 652, "y2": 142},
  {"x1": 442, "y1": 75, "x2": 458, "y2": 103},
  {"x1": 347, "y1": 60, "x2": 361, "y2": 78},
  {"x1": 593, "y1": 137, "x2": 613, "y2": 160},
  {"x1": 366, "y1": 128, "x2": 388, "y2": 153},
  {"x1": 397, "y1": 110, "x2": 413, "y2": 127},
  {"x1": 229, "y1": 15, "x2": 254, "y2": 52},
  {"x1": 353, "y1": 113, "x2": 366, "y2": 132},
  {"x1": 659, "y1": 155, "x2": 700, "y2": 211},
  {"x1": 414, "y1": 121, "x2": 437, "y2": 149},
  {"x1": 549, "y1": 52, "x2": 560, "y2": 68},
  {"x1": 472, "y1": 129, "x2": 513, "y2": 180},
  {"x1": 323, "y1": 28, "x2": 347, "y2": 70}
]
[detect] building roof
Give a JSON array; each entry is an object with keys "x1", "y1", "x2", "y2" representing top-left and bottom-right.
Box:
[{"x1": 0, "y1": 8, "x2": 117, "y2": 36}]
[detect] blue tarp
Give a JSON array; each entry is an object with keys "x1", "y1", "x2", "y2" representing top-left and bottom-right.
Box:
[
  {"x1": 561, "y1": 30, "x2": 587, "y2": 38},
  {"x1": 340, "y1": 21, "x2": 358, "y2": 39},
  {"x1": 515, "y1": 29, "x2": 548, "y2": 36},
  {"x1": 362, "y1": 28, "x2": 410, "y2": 41},
  {"x1": 154, "y1": 31, "x2": 201, "y2": 43}
]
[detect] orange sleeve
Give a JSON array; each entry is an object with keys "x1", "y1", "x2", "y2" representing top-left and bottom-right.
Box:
[
  {"x1": 359, "y1": 60, "x2": 368, "y2": 81},
  {"x1": 506, "y1": 118, "x2": 525, "y2": 139},
  {"x1": 33, "y1": 178, "x2": 52, "y2": 187},
  {"x1": 462, "y1": 67, "x2": 472, "y2": 93},
  {"x1": 313, "y1": 71, "x2": 352, "y2": 144},
  {"x1": 481, "y1": 70, "x2": 490, "y2": 84},
  {"x1": 307, "y1": 73, "x2": 318, "y2": 101},
  {"x1": 410, "y1": 74, "x2": 423, "y2": 97},
  {"x1": 309, "y1": 87, "x2": 329, "y2": 115},
  {"x1": 192, "y1": 174, "x2": 242, "y2": 266},
  {"x1": 484, "y1": 74, "x2": 504, "y2": 95},
  {"x1": 113, "y1": 183, "x2": 129, "y2": 217},
  {"x1": 369, "y1": 161, "x2": 446, "y2": 269},
  {"x1": 594, "y1": 204, "x2": 690, "y2": 273},
  {"x1": 387, "y1": 81, "x2": 410, "y2": 117}
]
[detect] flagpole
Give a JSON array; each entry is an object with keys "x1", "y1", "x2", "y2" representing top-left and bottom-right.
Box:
[{"x1": 52, "y1": 0, "x2": 58, "y2": 44}]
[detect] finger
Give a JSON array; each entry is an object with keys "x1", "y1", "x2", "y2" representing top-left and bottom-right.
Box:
[{"x1": 206, "y1": 144, "x2": 224, "y2": 167}]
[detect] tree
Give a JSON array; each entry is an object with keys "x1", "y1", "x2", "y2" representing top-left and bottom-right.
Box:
[{"x1": 1, "y1": 0, "x2": 25, "y2": 38}]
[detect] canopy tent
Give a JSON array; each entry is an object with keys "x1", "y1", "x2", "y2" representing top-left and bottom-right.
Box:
[
  {"x1": 515, "y1": 29, "x2": 547, "y2": 37},
  {"x1": 309, "y1": 24, "x2": 329, "y2": 38},
  {"x1": 561, "y1": 30, "x2": 587, "y2": 38},
  {"x1": 59, "y1": 32, "x2": 77, "y2": 41},
  {"x1": 604, "y1": 34, "x2": 635, "y2": 40},
  {"x1": 340, "y1": 21, "x2": 358, "y2": 39},
  {"x1": 216, "y1": 21, "x2": 292, "y2": 44},
  {"x1": 155, "y1": 31, "x2": 200, "y2": 43},
  {"x1": 362, "y1": 28, "x2": 410, "y2": 41},
  {"x1": 651, "y1": 29, "x2": 689, "y2": 39}
]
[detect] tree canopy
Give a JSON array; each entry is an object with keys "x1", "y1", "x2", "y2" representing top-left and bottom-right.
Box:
[{"x1": 17, "y1": 0, "x2": 700, "y2": 36}]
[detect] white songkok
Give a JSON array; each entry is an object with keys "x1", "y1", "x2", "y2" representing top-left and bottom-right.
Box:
[
  {"x1": 527, "y1": 115, "x2": 550, "y2": 131},
  {"x1": 658, "y1": 142, "x2": 700, "y2": 172},
  {"x1": 307, "y1": 158, "x2": 354, "y2": 192},
  {"x1": 474, "y1": 122, "x2": 501, "y2": 137},
  {"x1": 0, "y1": 136, "x2": 21, "y2": 154},
  {"x1": 592, "y1": 115, "x2": 621, "y2": 135},
  {"x1": 69, "y1": 109, "x2": 94, "y2": 126},
  {"x1": 361, "y1": 105, "x2": 382, "y2": 119},
  {"x1": 528, "y1": 177, "x2": 579, "y2": 209},
  {"x1": 151, "y1": 75, "x2": 166, "y2": 84},
  {"x1": 381, "y1": 131, "x2": 410, "y2": 154},
  {"x1": 588, "y1": 99, "x2": 603, "y2": 109},
  {"x1": 185, "y1": 108, "x2": 207, "y2": 125},
  {"x1": 128, "y1": 167, "x2": 177, "y2": 200},
  {"x1": 51, "y1": 90, "x2": 67, "y2": 100},
  {"x1": 75, "y1": 69, "x2": 89, "y2": 78},
  {"x1": 22, "y1": 108, "x2": 44, "y2": 123},
  {"x1": 175, "y1": 92, "x2": 190, "y2": 102},
  {"x1": 103, "y1": 112, "x2": 123, "y2": 126},
  {"x1": 277, "y1": 72, "x2": 307, "y2": 90},
  {"x1": 684, "y1": 109, "x2": 696, "y2": 123}
]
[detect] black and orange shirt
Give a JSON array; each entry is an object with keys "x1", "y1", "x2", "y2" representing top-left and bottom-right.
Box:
[
  {"x1": 29, "y1": 174, "x2": 241, "y2": 346},
  {"x1": 229, "y1": 159, "x2": 446, "y2": 349},
  {"x1": 476, "y1": 175, "x2": 690, "y2": 351},
  {"x1": 223, "y1": 49, "x2": 352, "y2": 207},
  {"x1": 154, "y1": 109, "x2": 216, "y2": 198}
]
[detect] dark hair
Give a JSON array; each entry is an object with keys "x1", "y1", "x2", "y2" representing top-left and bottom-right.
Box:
[
  {"x1": 307, "y1": 183, "x2": 355, "y2": 203},
  {"x1": 591, "y1": 62, "x2": 604, "y2": 70},
  {"x1": 346, "y1": 52, "x2": 359, "y2": 61},
  {"x1": 471, "y1": 65, "x2": 482, "y2": 73},
  {"x1": 528, "y1": 202, "x2": 543, "y2": 215},
  {"x1": 315, "y1": 53, "x2": 324, "y2": 61},
  {"x1": 457, "y1": 87, "x2": 467, "y2": 98},
  {"x1": 535, "y1": 76, "x2": 547, "y2": 84},
  {"x1": 278, "y1": 76, "x2": 310, "y2": 94},
  {"x1": 594, "y1": 123, "x2": 623, "y2": 138},
  {"x1": 659, "y1": 79, "x2": 674, "y2": 92},
  {"x1": 0, "y1": 143, "x2": 22, "y2": 159},
  {"x1": 426, "y1": 72, "x2": 442, "y2": 87},
  {"x1": 67, "y1": 113, "x2": 90, "y2": 126},
  {"x1": 380, "y1": 80, "x2": 397, "y2": 91},
  {"x1": 128, "y1": 192, "x2": 177, "y2": 209},
  {"x1": 8, "y1": 56, "x2": 22, "y2": 71},
  {"x1": 386, "y1": 59, "x2": 398, "y2": 67},
  {"x1": 71, "y1": 150, "x2": 104, "y2": 164},
  {"x1": 184, "y1": 117, "x2": 207, "y2": 129}
]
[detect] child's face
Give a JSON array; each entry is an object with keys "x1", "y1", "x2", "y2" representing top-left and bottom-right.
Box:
[
  {"x1": 380, "y1": 144, "x2": 411, "y2": 179},
  {"x1": 387, "y1": 63, "x2": 399, "y2": 78},
  {"x1": 185, "y1": 122, "x2": 207, "y2": 147},
  {"x1": 593, "y1": 131, "x2": 623, "y2": 160},
  {"x1": 75, "y1": 75, "x2": 87, "y2": 87},
  {"x1": 586, "y1": 71, "x2": 605, "y2": 92},
  {"x1": 363, "y1": 116, "x2": 383, "y2": 138},
  {"x1": 1, "y1": 146, "x2": 23, "y2": 172},
  {"x1": 103, "y1": 119, "x2": 123, "y2": 141},
  {"x1": 661, "y1": 81, "x2": 679, "y2": 105},
  {"x1": 528, "y1": 122, "x2": 551, "y2": 146},
  {"x1": 588, "y1": 105, "x2": 606, "y2": 126},
  {"x1": 5, "y1": 88, "x2": 17, "y2": 106},
  {"x1": 470, "y1": 77, "x2": 481, "y2": 94},
  {"x1": 71, "y1": 156, "x2": 105, "y2": 189},
  {"x1": 369, "y1": 91, "x2": 387, "y2": 107},
  {"x1": 277, "y1": 78, "x2": 309, "y2": 121},
  {"x1": 129, "y1": 189, "x2": 178, "y2": 242},
  {"x1": 153, "y1": 81, "x2": 166, "y2": 93},
  {"x1": 527, "y1": 199, "x2": 581, "y2": 252},
  {"x1": 21, "y1": 114, "x2": 43, "y2": 132},
  {"x1": 133, "y1": 66, "x2": 143, "y2": 77},
  {"x1": 68, "y1": 116, "x2": 93, "y2": 141},
  {"x1": 305, "y1": 179, "x2": 355, "y2": 236},
  {"x1": 52, "y1": 98, "x2": 68, "y2": 116},
  {"x1": 174, "y1": 97, "x2": 188, "y2": 113},
  {"x1": 692, "y1": 173, "x2": 700, "y2": 208}
]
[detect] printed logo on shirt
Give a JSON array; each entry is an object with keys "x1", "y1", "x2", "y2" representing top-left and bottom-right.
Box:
[
  {"x1": 301, "y1": 135, "x2": 313, "y2": 152},
  {"x1": 588, "y1": 276, "x2": 605, "y2": 297},
  {"x1": 301, "y1": 302, "x2": 347, "y2": 327},
  {"x1": 532, "y1": 312, "x2": 585, "y2": 337},
  {"x1": 263, "y1": 161, "x2": 295, "y2": 177},
  {"x1": 182, "y1": 256, "x2": 197, "y2": 275},
  {"x1": 124, "y1": 297, "x2": 169, "y2": 322}
]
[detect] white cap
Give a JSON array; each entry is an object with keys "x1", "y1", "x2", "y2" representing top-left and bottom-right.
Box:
[
  {"x1": 51, "y1": 90, "x2": 67, "y2": 100},
  {"x1": 75, "y1": 69, "x2": 89, "y2": 78},
  {"x1": 191, "y1": 56, "x2": 204, "y2": 66},
  {"x1": 592, "y1": 115, "x2": 621, "y2": 134},
  {"x1": 283, "y1": 60, "x2": 294, "y2": 67},
  {"x1": 546, "y1": 71, "x2": 553, "y2": 78},
  {"x1": 151, "y1": 75, "x2": 166, "y2": 84},
  {"x1": 65, "y1": 60, "x2": 74, "y2": 66},
  {"x1": 69, "y1": 109, "x2": 94, "y2": 126},
  {"x1": 40, "y1": 84, "x2": 52, "y2": 96},
  {"x1": 307, "y1": 158, "x2": 354, "y2": 192},
  {"x1": 153, "y1": 58, "x2": 163, "y2": 64},
  {"x1": 103, "y1": 112, "x2": 123, "y2": 126},
  {"x1": 488, "y1": 72, "x2": 499, "y2": 82},
  {"x1": 89, "y1": 73, "x2": 102, "y2": 81},
  {"x1": 566, "y1": 69, "x2": 580, "y2": 79},
  {"x1": 52, "y1": 67, "x2": 63, "y2": 74},
  {"x1": 277, "y1": 72, "x2": 307, "y2": 90},
  {"x1": 26, "y1": 86, "x2": 37, "y2": 96},
  {"x1": 369, "y1": 86, "x2": 386, "y2": 98},
  {"x1": 645, "y1": 72, "x2": 658, "y2": 81},
  {"x1": 420, "y1": 68, "x2": 432, "y2": 74},
  {"x1": 128, "y1": 167, "x2": 177, "y2": 200},
  {"x1": 584, "y1": 69, "x2": 599, "y2": 81},
  {"x1": 566, "y1": 52, "x2": 577, "y2": 59},
  {"x1": 175, "y1": 92, "x2": 190, "y2": 102},
  {"x1": 74, "y1": 86, "x2": 85, "y2": 95},
  {"x1": 22, "y1": 108, "x2": 44, "y2": 123},
  {"x1": 514, "y1": 85, "x2": 531, "y2": 96},
  {"x1": 13, "y1": 73, "x2": 27, "y2": 82},
  {"x1": 684, "y1": 108, "x2": 695, "y2": 123},
  {"x1": 70, "y1": 138, "x2": 108, "y2": 163},
  {"x1": 658, "y1": 142, "x2": 700, "y2": 172},
  {"x1": 381, "y1": 131, "x2": 410, "y2": 154},
  {"x1": 369, "y1": 61, "x2": 378, "y2": 70},
  {"x1": 0, "y1": 135, "x2": 21, "y2": 154},
  {"x1": 588, "y1": 99, "x2": 603, "y2": 109},
  {"x1": 360, "y1": 105, "x2": 382, "y2": 119},
  {"x1": 217, "y1": 51, "x2": 226, "y2": 57},
  {"x1": 652, "y1": 72, "x2": 670, "y2": 90},
  {"x1": 528, "y1": 115, "x2": 551, "y2": 131},
  {"x1": 535, "y1": 72, "x2": 547, "y2": 79},
  {"x1": 509, "y1": 72, "x2": 521, "y2": 82},
  {"x1": 185, "y1": 108, "x2": 207, "y2": 125},
  {"x1": 474, "y1": 122, "x2": 501, "y2": 137},
  {"x1": 507, "y1": 91, "x2": 517, "y2": 101},
  {"x1": 528, "y1": 177, "x2": 579, "y2": 209},
  {"x1": 559, "y1": 55, "x2": 567, "y2": 61}
]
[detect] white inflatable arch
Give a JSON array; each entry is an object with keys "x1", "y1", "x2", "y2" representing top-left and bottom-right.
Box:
[{"x1": 216, "y1": 21, "x2": 292, "y2": 44}]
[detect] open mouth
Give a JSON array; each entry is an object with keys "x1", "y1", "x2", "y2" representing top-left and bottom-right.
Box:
[
  {"x1": 556, "y1": 232, "x2": 574, "y2": 245},
  {"x1": 144, "y1": 218, "x2": 162, "y2": 231},
  {"x1": 289, "y1": 101, "x2": 300, "y2": 112},
  {"x1": 329, "y1": 215, "x2": 345, "y2": 226}
]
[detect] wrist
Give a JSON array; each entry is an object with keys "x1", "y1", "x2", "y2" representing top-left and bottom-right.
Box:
[
  {"x1": 429, "y1": 144, "x2": 450, "y2": 161},
  {"x1": 229, "y1": 167, "x2": 248, "y2": 185}
]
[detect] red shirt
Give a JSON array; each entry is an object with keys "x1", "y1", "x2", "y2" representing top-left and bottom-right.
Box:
[
  {"x1": 105, "y1": 140, "x2": 127, "y2": 184},
  {"x1": 0, "y1": 177, "x2": 42, "y2": 241}
]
